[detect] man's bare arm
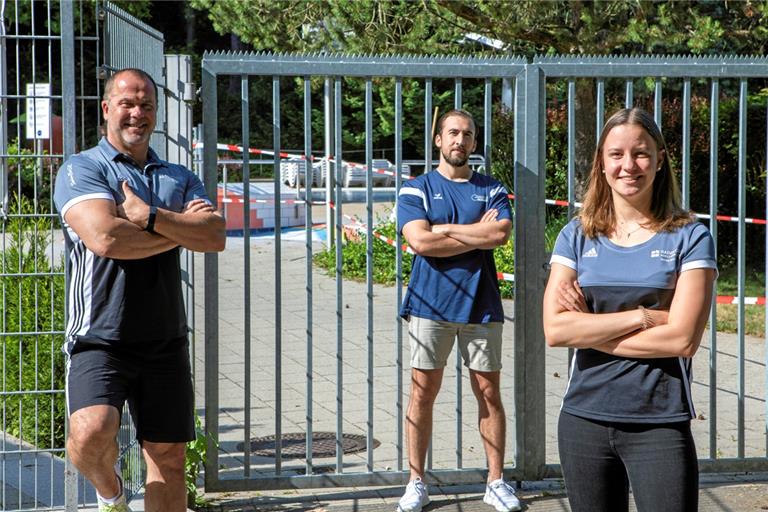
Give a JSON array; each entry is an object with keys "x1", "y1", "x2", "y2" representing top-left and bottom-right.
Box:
[
  {"x1": 432, "y1": 212, "x2": 511, "y2": 249},
  {"x1": 402, "y1": 210, "x2": 510, "y2": 257},
  {"x1": 119, "y1": 181, "x2": 225, "y2": 253},
  {"x1": 64, "y1": 199, "x2": 179, "y2": 260}
]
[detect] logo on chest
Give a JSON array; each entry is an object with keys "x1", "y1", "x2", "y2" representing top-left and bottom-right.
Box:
[
  {"x1": 433, "y1": 192, "x2": 443, "y2": 200},
  {"x1": 650, "y1": 249, "x2": 678, "y2": 262},
  {"x1": 582, "y1": 247, "x2": 598, "y2": 258},
  {"x1": 471, "y1": 194, "x2": 487, "y2": 202}
]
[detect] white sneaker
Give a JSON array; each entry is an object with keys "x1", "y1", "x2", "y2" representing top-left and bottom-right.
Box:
[
  {"x1": 97, "y1": 471, "x2": 133, "y2": 512},
  {"x1": 483, "y1": 478, "x2": 521, "y2": 512},
  {"x1": 397, "y1": 477, "x2": 430, "y2": 512}
]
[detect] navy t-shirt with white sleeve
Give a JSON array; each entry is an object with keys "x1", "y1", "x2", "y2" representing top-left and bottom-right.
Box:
[
  {"x1": 550, "y1": 218, "x2": 717, "y2": 423},
  {"x1": 397, "y1": 170, "x2": 512, "y2": 324}
]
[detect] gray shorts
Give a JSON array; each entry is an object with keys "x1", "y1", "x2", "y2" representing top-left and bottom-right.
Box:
[{"x1": 408, "y1": 316, "x2": 503, "y2": 372}]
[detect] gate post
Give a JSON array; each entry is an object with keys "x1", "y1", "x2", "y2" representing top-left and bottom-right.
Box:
[
  {"x1": 61, "y1": 2, "x2": 79, "y2": 509},
  {"x1": 513, "y1": 65, "x2": 548, "y2": 480},
  {"x1": 201, "y1": 62, "x2": 221, "y2": 489}
]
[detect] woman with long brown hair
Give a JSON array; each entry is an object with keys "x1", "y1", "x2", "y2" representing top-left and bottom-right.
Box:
[{"x1": 543, "y1": 107, "x2": 717, "y2": 511}]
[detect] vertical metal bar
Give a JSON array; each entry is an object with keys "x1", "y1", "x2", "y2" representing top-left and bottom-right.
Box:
[
  {"x1": 0, "y1": 0, "x2": 7, "y2": 214},
  {"x1": 596, "y1": 79, "x2": 605, "y2": 136},
  {"x1": 425, "y1": 79, "x2": 433, "y2": 174},
  {"x1": 764, "y1": 96, "x2": 768, "y2": 457},
  {"x1": 303, "y1": 76, "x2": 314, "y2": 474},
  {"x1": 624, "y1": 79, "x2": 633, "y2": 108},
  {"x1": 273, "y1": 75, "x2": 283, "y2": 473},
  {"x1": 241, "y1": 75, "x2": 251, "y2": 477},
  {"x1": 395, "y1": 77, "x2": 404, "y2": 472},
  {"x1": 484, "y1": 78, "x2": 492, "y2": 174},
  {"x1": 654, "y1": 79, "x2": 663, "y2": 129},
  {"x1": 202, "y1": 63, "x2": 220, "y2": 489},
  {"x1": 681, "y1": 79, "x2": 691, "y2": 209},
  {"x1": 454, "y1": 77, "x2": 463, "y2": 468},
  {"x1": 424, "y1": 78, "x2": 435, "y2": 471},
  {"x1": 61, "y1": 1, "x2": 78, "y2": 509},
  {"x1": 365, "y1": 78, "x2": 374, "y2": 472},
  {"x1": 763, "y1": 94, "x2": 768, "y2": 454},
  {"x1": 566, "y1": 80, "x2": 576, "y2": 220},
  {"x1": 334, "y1": 76, "x2": 344, "y2": 473},
  {"x1": 737, "y1": 78, "x2": 747, "y2": 459},
  {"x1": 324, "y1": 78, "x2": 335, "y2": 247},
  {"x1": 708, "y1": 79, "x2": 719, "y2": 459},
  {"x1": 514, "y1": 65, "x2": 547, "y2": 480}
]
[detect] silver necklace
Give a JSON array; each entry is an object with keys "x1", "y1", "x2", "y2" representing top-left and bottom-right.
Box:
[{"x1": 617, "y1": 222, "x2": 644, "y2": 239}]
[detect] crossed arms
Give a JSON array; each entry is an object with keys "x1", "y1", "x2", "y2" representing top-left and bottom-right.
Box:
[
  {"x1": 401, "y1": 208, "x2": 512, "y2": 258},
  {"x1": 543, "y1": 263, "x2": 716, "y2": 359},
  {"x1": 64, "y1": 181, "x2": 225, "y2": 260}
]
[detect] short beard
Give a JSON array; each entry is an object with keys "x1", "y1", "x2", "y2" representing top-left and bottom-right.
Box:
[{"x1": 441, "y1": 148, "x2": 469, "y2": 167}]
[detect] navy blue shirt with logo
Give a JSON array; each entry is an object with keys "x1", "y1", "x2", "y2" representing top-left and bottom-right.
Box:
[
  {"x1": 397, "y1": 170, "x2": 512, "y2": 324},
  {"x1": 550, "y1": 218, "x2": 717, "y2": 423},
  {"x1": 54, "y1": 138, "x2": 211, "y2": 350}
]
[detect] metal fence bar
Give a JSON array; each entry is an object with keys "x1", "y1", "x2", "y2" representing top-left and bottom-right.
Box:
[
  {"x1": 708, "y1": 79, "x2": 719, "y2": 460},
  {"x1": 303, "y1": 76, "x2": 314, "y2": 475},
  {"x1": 241, "y1": 74, "x2": 252, "y2": 477},
  {"x1": 596, "y1": 79, "x2": 605, "y2": 137},
  {"x1": 681, "y1": 79, "x2": 691, "y2": 209},
  {"x1": 365, "y1": 77, "x2": 374, "y2": 473},
  {"x1": 395, "y1": 76, "x2": 405, "y2": 473},
  {"x1": 566, "y1": 80, "x2": 576, "y2": 221},
  {"x1": 334, "y1": 76, "x2": 343, "y2": 474},
  {"x1": 765, "y1": 98, "x2": 768, "y2": 456},
  {"x1": 273, "y1": 75, "x2": 284, "y2": 474},
  {"x1": 484, "y1": 78, "x2": 492, "y2": 174},
  {"x1": 425, "y1": 79, "x2": 433, "y2": 173},
  {"x1": 454, "y1": 76, "x2": 464, "y2": 468},
  {"x1": 654, "y1": 79, "x2": 662, "y2": 128},
  {"x1": 736, "y1": 78, "x2": 747, "y2": 459},
  {"x1": 625, "y1": 79, "x2": 633, "y2": 108}
]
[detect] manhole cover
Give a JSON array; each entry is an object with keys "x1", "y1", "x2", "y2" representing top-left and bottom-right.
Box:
[{"x1": 237, "y1": 432, "x2": 379, "y2": 459}]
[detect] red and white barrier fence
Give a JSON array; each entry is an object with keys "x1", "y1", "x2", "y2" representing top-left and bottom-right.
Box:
[{"x1": 343, "y1": 215, "x2": 768, "y2": 304}]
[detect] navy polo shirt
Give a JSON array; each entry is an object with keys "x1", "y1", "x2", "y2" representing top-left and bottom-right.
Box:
[{"x1": 54, "y1": 138, "x2": 210, "y2": 347}]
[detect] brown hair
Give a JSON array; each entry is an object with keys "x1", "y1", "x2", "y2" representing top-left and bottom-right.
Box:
[
  {"x1": 102, "y1": 68, "x2": 158, "y2": 105},
  {"x1": 579, "y1": 108, "x2": 693, "y2": 238},
  {"x1": 434, "y1": 109, "x2": 476, "y2": 142}
]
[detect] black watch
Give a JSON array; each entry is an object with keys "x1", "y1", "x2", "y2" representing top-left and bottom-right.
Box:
[{"x1": 146, "y1": 205, "x2": 158, "y2": 233}]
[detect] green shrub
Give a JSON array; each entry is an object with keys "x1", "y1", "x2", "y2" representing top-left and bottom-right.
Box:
[
  {"x1": 314, "y1": 214, "x2": 414, "y2": 286},
  {"x1": 0, "y1": 195, "x2": 66, "y2": 450}
]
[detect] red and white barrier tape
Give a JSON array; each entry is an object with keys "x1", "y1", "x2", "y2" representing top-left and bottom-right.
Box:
[{"x1": 507, "y1": 193, "x2": 766, "y2": 226}]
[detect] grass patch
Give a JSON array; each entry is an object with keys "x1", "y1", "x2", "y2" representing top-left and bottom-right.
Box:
[{"x1": 716, "y1": 266, "x2": 765, "y2": 337}]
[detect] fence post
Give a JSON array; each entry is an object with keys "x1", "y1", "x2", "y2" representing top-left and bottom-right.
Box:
[
  {"x1": 60, "y1": 1, "x2": 79, "y2": 510},
  {"x1": 513, "y1": 64, "x2": 547, "y2": 480}
]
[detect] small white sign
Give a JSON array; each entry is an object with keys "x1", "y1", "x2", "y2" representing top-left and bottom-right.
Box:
[{"x1": 25, "y1": 83, "x2": 50, "y2": 139}]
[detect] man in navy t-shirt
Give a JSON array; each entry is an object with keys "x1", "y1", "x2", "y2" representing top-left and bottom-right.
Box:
[
  {"x1": 54, "y1": 68, "x2": 225, "y2": 512},
  {"x1": 395, "y1": 110, "x2": 519, "y2": 512}
]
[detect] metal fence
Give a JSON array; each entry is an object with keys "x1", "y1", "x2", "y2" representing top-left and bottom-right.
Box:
[
  {"x1": 200, "y1": 52, "x2": 768, "y2": 492},
  {"x1": 0, "y1": 1, "x2": 192, "y2": 510}
]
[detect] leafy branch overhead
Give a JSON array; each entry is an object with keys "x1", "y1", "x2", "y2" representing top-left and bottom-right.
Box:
[{"x1": 192, "y1": 0, "x2": 768, "y2": 56}]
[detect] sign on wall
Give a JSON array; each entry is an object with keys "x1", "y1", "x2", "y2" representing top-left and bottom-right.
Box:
[{"x1": 25, "y1": 83, "x2": 51, "y2": 139}]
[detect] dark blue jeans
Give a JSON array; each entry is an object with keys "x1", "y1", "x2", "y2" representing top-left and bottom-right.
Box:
[{"x1": 558, "y1": 411, "x2": 698, "y2": 512}]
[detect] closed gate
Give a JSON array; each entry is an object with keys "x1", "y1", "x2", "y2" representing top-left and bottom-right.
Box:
[{"x1": 201, "y1": 52, "x2": 768, "y2": 492}]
